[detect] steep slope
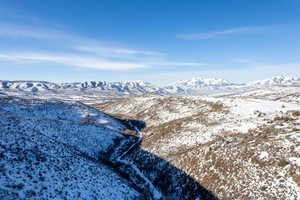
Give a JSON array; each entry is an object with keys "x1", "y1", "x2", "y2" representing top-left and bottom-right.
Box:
[
  {"x1": 0, "y1": 116, "x2": 142, "y2": 200},
  {"x1": 0, "y1": 95, "x2": 217, "y2": 199},
  {"x1": 0, "y1": 96, "x2": 126, "y2": 132},
  {"x1": 0, "y1": 96, "x2": 145, "y2": 199},
  {"x1": 94, "y1": 86, "x2": 300, "y2": 199}
]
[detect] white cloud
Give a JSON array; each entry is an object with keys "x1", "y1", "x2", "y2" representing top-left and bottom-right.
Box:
[
  {"x1": 0, "y1": 22, "x2": 206, "y2": 70},
  {"x1": 0, "y1": 23, "x2": 68, "y2": 39},
  {"x1": 76, "y1": 46, "x2": 163, "y2": 56},
  {"x1": 149, "y1": 61, "x2": 206, "y2": 67},
  {"x1": 0, "y1": 53, "x2": 146, "y2": 70},
  {"x1": 176, "y1": 26, "x2": 269, "y2": 40},
  {"x1": 0, "y1": 52, "x2": 205, "y2": 71},
  {"x1": 74, "y1": 46, "x2": 165, "y2": 62}
]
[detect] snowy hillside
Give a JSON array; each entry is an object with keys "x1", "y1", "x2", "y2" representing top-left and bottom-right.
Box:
[
  {"x1": 0, "y1": 96, "x2": 144, "y2": 199},
  {"x1": 94, "y1": 85, "x2": 300, "y2": 200},
  {"x1": 0, "y1": 95, "x2": 216, "y2": 200}
]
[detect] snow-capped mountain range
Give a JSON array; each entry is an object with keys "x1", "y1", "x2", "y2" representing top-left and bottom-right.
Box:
[
  {"x1": 0, "y1": 80, "x2": 165, "y2": 94},
  {"x1": 164, "y1": 77, "x2": 240, "y2": 94},
  {"x1": 1, "y1": 76, "x2": 299, "y2": 96},
  {"x1": 248, "y1": 76, "x2": 300, "y2": 86}
]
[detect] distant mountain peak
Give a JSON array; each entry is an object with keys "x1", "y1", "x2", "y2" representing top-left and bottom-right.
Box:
[
  {"x1": 164, "y1": 77, "x2": 238, "y2": 94},
  {"x1": 249, "y1": 75, "x2": 300, "y2": 86},
  {"x1": 173, "y1": 77, "x2": 234, "y2": 87}
]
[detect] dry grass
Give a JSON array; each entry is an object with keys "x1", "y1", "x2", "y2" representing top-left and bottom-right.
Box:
[
  {"x1": 292, "y1": 174, "x2": 300, "y2": 186},
  {"x1": 209, "y1": 102, "x2": 224, "y2": 112},
  {"x1": 142, "y1": 119, "x2": 184, "y2": 147},
  {"x1": 291, "y1": 110, "x2": 300, "y2": 117},
  {"x1": 273, "y1": 115, "x2": 294, "y2": 122},
  {"x1": 121, "y1": 129, "x2": 138, "y2": 136}
]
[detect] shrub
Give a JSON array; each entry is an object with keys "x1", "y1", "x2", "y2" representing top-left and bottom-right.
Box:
[
  {"x1": 278, "y1": 159, "x2": 289, "y2": 167},
  {"x1": 291, "y1": 111, "x2": 300, "y2": 117},
  {"x1": 210, "y1": 102, "x2": 224, "y2": 112},
  {"x1": 260, "y1": 186, "x2": 267, "y2": 192}
]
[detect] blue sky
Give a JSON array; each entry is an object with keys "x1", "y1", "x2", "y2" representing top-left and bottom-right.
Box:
[{"x1": 0, "y1": 0, "x2": 300, "y2": 85}]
